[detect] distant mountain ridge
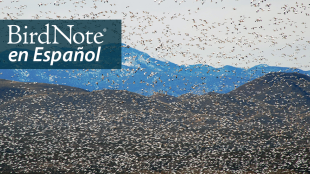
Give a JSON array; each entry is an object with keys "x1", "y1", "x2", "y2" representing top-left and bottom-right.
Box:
[{"x1": 0, "y1": 45, "x2": 309, "y2": 97}]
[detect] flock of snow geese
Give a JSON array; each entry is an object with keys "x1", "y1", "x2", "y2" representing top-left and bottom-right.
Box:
[{"x1": 0, "y1": 0, "x2": 310, "y2": 173}]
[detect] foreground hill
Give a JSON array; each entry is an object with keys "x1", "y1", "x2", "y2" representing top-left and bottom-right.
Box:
[
  {"x1": 0, "y1": 79, "x2": 87, "y2": 104},
  {"x1": 152, "y1": 72, "x2": 310, "y2": 123},
  {"x1": 0, "y1": 72, "x2": 310, "y2": 173},
  {"x1": 228, "y1": 72, "x2": 310, "y2": 105},
  {"x1": 228, "y1": 72, "x2": 310, "y2": 120}
]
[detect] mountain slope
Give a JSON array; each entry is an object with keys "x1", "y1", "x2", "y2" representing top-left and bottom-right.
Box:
[
  {"x1": 228, "y1": 72, "x2": 310, "y2": 115},
  {"x1": 0, "y1": 79, "x2": 87, "y2": 104},
  {"x1": 154, "y1": 72, "x2": 310, "y2": 123},
  {"x1": 1, "y1": 72, "x2": 309, "y2": 121}
]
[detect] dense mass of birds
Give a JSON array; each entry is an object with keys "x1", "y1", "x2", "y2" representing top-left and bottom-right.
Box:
[
  {"x1": 0, "y1": 0, "x2": 309, "y2": 68},
  {"x1": 0, "y1": 0, "x2": 310, "y2": 173},
  {"x1": 1, "y1": 72, "x2": 310, "y2": 173}
]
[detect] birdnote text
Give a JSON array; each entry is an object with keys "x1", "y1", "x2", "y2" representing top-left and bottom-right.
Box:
[
  {"x1": 7, "y1": 24, "x2": 105, "y2": 45},
  {"x1": 0, "y1": 20, "x2": 121, "y2": 69}
]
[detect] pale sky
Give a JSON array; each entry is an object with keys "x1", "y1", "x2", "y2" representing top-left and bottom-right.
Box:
[{"x1": 1, "y1": 0, "x2": 310, "y2": 70}]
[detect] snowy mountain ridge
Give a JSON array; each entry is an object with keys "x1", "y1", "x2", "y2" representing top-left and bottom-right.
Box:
[{"x1": 0, "y1": 45, "x2": 309, "y2": 96}]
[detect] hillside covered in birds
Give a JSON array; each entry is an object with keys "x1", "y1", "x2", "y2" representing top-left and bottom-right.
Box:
[{"x1": 1, "y1": 72, "x2": 310, "y2": 173}]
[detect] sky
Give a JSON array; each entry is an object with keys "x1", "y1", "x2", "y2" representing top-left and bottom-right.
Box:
[{"x1": 0, "y1": 0, "x2": 310, "y2": 70}]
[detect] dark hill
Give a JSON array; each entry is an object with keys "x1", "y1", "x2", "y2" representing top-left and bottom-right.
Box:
[
  {"x1": 177, "y1": 93, "x2": 199, "y2": 100},
  {"x1": 0, "y1": 79, "x2": 87, "y2": 104},
  {"x1": 228, "y1": 72, "x2": 310, "y2": 117},
  {"x1": 228, "y1": 72, "x2": 310, "y2": 100},
  {"x1": 150, "y1": 92, "x2": 182, "y2": 104},
  {"x1": 1, "y1": 72, "x2": 310, "y2": 121}
]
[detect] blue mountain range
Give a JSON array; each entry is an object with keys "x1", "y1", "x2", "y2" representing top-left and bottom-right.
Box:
[{"x1": 0, "y1": 44, "x2": 309, "y2": 97}]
